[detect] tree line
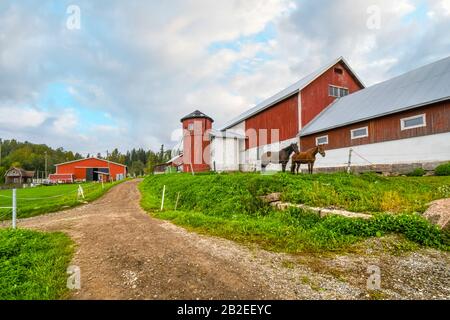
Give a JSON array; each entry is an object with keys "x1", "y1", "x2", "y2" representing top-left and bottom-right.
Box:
[
  {"x1": 0, "y1": 139, "x2": 173, "y2": 183},
  {"x1": 104, "y1": 145, "x2": 172, "y2": 176}
]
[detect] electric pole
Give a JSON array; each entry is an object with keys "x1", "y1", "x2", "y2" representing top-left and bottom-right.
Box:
[
  {"x1": 44, "y1": 151, "x2": 48, "y2": 179},
  {"x1": 106, "y1": 150, "x2": 111, "y2": 182},
  {"x1": 0, "y1": 138, "x2": 2, "y2": 168}
]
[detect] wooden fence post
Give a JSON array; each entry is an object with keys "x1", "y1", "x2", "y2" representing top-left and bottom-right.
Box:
[
  {"x1": 174, "y1": 192, "x2": 180, "y2": 211},
  {"x1": 347, "y1": 148, "x2": 353, "y2": 174}
]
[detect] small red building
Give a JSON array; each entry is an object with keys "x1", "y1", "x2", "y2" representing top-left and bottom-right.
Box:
[{"x1": 50, "y1": 157, "x2": 127, "y2": 183}]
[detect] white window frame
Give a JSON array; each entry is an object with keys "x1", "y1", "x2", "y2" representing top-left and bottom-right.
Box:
[
  {"x1": 315, "y1": 135, "x2": 329, "y2": 145},
  {"x1": 329, "y1": 85, "x2": 349, "y2": 98},
  {"x1": 400, "y1": 114, "x2": 426, "y2": 131},
  {"x1": 187, "y1": 123, "x2": 194, "y2": 131},
  {"x1": 350, "y1": 126, "x2": 369, "y2": 140}
]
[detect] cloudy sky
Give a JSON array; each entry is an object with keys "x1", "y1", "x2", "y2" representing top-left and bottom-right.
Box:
[{"x1": 0, "y1": 0, "x2": 449, "y2": 156}]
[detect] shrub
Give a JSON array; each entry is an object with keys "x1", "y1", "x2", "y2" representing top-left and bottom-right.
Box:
[
  {"x1": 435, "y1": 163, "x2": 450, "y2": 176},
  {"x1": 407, "y1": 168, "x2": 426, "y2": 177}
]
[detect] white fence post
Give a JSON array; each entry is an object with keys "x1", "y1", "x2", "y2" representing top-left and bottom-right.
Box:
[
  {"x1": 77, "y1": 185, "x2": 85, "y2": 200},
  {"x1": 12, "y1": 188, "x2": 17, "y2": 229},
  {"x1": 160, "y1": 185, "x2": 166, "y2": 211}
]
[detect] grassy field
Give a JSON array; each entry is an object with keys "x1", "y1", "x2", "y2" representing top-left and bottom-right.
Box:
[
  {"x1": 140, "y1": 173, "x2": 450, "y2": 253},
  {"x1": 0, "y1": 180, "x2": 125, "y2": 220},
  {"x1": 0, "y1": 228, "x2": 74, "y2": 300}
]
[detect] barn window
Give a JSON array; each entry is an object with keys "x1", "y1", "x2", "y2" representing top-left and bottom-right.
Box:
[
  {"x1": 401, "y1": 114, "x2": 426, "y2": 130},
  {"x1": 316, "y1": 135, "x2": 329, "y2": 145},
  {"x1": 351, "y1": 127, "x2": 368, "y2": 139},
  {"x1": 329, "y1": 85, "x2": 349, "y2": 98},
  {"x1": 187, "y1": 123, "x2": 194, "y2": 131}
]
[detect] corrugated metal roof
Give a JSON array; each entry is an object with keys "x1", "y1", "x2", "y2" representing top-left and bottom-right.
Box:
[
  {"x1": 220, "y1": 56, "x2": 364, "y2": 130},
  {"x1": 54, "y1": 157, "x2": 127, "y2": 168},
  {"x1": 210, "y1": 129, "x2": 246, "y2": 139},
  {"x1": 300, "y1": 55, "x2": 450, "y2": 136},
  {"x1": 166, "y1": 154, "x2": 183, "y2": 164}
]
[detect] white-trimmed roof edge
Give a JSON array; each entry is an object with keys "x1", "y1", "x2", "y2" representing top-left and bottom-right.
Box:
[
  {"x1": 54, "y1": 157, "x2": 127, "y2": 168},
  {"x1": 220, "y1": 56, "x2": 365, "y2": 130}
]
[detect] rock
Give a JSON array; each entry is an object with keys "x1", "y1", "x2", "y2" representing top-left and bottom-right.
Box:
[
  {"x1": 423, "y1": 199, "x2": 450, "y2": 229},
  {"x1": 271, "y1": 201, "x2": 372, "y2": 220},
  {"x1": 260, "y1": 193, "x2": 282, "y2": 203}
]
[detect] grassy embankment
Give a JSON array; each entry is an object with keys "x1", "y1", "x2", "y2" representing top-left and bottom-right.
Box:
[
  {"x1": 0, "y1": 180, "x2": 126, "y2": 220},
  {"x1": 0, "y1": 228, "x2": 74, "y2": 300},
  {"x1": 140, "y1": 173, "x2": 450, "y2": 253}
]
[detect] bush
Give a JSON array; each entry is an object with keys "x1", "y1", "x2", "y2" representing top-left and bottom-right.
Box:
[
  {"x1": 435, "y1": 163, "x2": 450, "y2": 176},
  {"x1": 407, "y1": 168, "x2": 426, "y2": 177}
]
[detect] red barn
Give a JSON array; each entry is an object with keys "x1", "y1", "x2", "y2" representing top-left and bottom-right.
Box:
[
  {"x1": 214, "y1": 56, "x2": 364, "y2": 171},
  {"x1": 50, "y1": 157, "x2": 127, "y2": 183},
  {"x1": 178, "y1": 55, "x2": 450, "y2": 173}
]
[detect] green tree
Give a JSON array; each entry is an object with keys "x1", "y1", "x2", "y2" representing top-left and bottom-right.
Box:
[
  {"x1": 130, "y1": 160, "x2": 145, "y2": 176},
  {"x1": 0, "y1": 167, "x2": 5, "y2": 184},
  {"x1": 145, "y1": 151, "x2": 159, "y2": 174}
]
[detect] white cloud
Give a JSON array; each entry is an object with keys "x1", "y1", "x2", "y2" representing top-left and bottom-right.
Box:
[
  {"x1": 52, "y1": 109, "x2": 79, "y2": 134},
  {"x1": 440, "y1": 0, "x2": 450, "y2": 15},
  {"x1": 0, "y1": 106, "x2": 47, "y2": 129}
]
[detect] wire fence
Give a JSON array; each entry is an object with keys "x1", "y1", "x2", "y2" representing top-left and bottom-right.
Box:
[{"x1": 0, "y1": 182, "x2": 113, "y2": 226}]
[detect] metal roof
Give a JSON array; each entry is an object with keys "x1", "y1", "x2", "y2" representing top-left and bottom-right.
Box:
[
  {"x1": 300, "y1": 55, "x2": 450, "y2": 136},
  {"x1": 54, "y1": 157, "x2": 127, "y2": 168},
  {"x1": 180, "y1": 110, "x2": 214, "y2": 122},
  {"x1": 5, "y1": 167, "x2": 35, "y2": 177},
  {"x1": 166, "y1": 154, "x2": 183, "y2": 164},
  {"x1": 209, "y1": 129, "x2": 246, "y2": 139},
  {"x1": 220, "y1": 56, "x2": 364, "y2": 130}
]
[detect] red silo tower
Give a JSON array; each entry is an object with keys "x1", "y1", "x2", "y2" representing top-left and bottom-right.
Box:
[{"x1": 181, "y1": 110, "x2": 214, "y2": 173}]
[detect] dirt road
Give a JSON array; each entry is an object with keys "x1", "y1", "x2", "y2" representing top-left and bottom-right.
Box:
[{"x1": 7, "y1": 180, "x2": 450, "y2": 300}]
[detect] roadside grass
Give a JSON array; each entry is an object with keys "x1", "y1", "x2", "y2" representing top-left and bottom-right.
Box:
[
  {"x1": 140, "y1": 173, "x2": 450, "y2": 253},
  {"x1": 0, "y1": 228, "x2": 74, "y2": 300},
  {"x1": 0, "y1": 180, "x2": 126, "y2": 220}
]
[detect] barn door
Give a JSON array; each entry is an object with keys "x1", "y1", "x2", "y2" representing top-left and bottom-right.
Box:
[{"x1": 86, "y1": 168, "x2": 94, "y2": 181}]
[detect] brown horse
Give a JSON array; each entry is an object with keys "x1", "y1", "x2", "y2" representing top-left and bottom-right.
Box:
[
  {"x1": 261, "y1": 143, "x2": 299, "y2": 173},
  {"x1": 291, "y1": 145, "x2": 326, "y2": 174}
]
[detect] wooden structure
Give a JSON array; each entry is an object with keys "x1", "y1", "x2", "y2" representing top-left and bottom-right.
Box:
[
  {"x1": 4, "y1": 167, "x2": 35, "y2": 185},
  {"x1": 52, "y1": 157, "x2": 127, "y2": 182},
  {"x1": 48, "y1": 173, "x2": 74, "y2": 184}
]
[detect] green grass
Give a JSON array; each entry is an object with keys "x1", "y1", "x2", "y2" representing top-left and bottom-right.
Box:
[
  {"x1": 139, "y1": 173, "x2": 450, "y2": 253},
  {"x1": 0, "y1": 228, "x2": 74, "y2": 300},
  {"x1": 0, "y1": 180, "x2": 126, "y2": 220}
]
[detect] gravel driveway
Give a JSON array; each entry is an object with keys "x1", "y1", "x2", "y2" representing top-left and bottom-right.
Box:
[{"x1": 5, "y1": 179, "x2": 449, "y2": 300}]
